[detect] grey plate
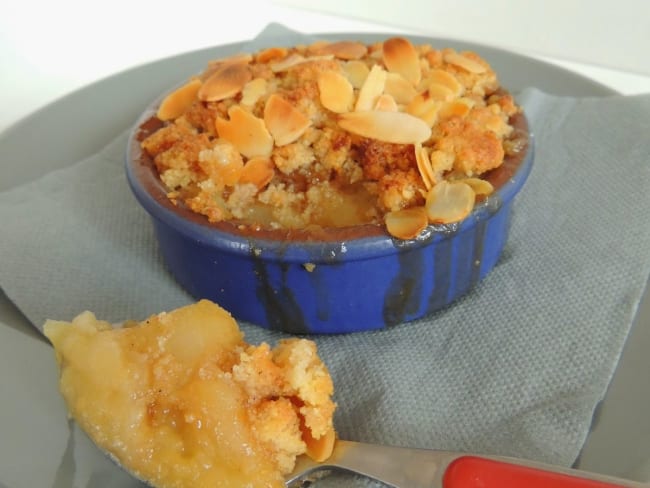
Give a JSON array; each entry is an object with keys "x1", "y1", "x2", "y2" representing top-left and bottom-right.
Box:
[{"x1": 2, "y1": 32, "x2": 647, "y2": 487}]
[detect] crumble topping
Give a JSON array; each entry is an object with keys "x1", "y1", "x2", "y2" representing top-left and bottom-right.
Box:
[{"x1": 140, "y1": 37, "x2": 522, "y2": 239}]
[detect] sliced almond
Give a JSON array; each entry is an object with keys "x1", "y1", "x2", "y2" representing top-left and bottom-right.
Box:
[
  {"x1": 427, "y1": 83, "x2": 455, "y2": 101},
  {"x1": 354, "y1": 64, "x2": 387, "y2": 111},
  {"x1": 204, "y1": 54, "x2": 253, "y2": 78},
  {"x1": 318, "y1": 70, "x2": 354, "y2": 113},
  {"x1": 342, "y1": 60, "x2": 370, "y2": 89},
  {"x1": 459, "y1": 177, "x2": 494, "y2": 196},
  {"x1": 263, "y1": 94, "x2": 311, "y2": 146},
  {"x1": 215, "y1": 106, "x2": 273, "y2": 158},
  {"x1": 270, "y1": 53, "x2": 334, "y2": 72},
  {"x1": 338, "y1": 110, "x2": 431, "y2": 144},
  {"x1": 385, "y1": 207, "x2": 429, "y2": 240},
  {"x1": 405, "y1": 94, "x2": 441, "y2": 127},
  {"x1": 207, "y1": 53, "x2": 253, "y2": 67},
  {"x1": 239, "y1": 156, "x2": 275, "y2": 189},
  {"x1": 312, "y1": 41, "x2": 368, "y2": 60},
  {"x1": 384, "y1": 72, "x2": 418, "y2": 104},
  {"x1": 256, "y1": 46, "x2": 288, "y2": 64},
  {"x1": 374, "y1": 94, "x2": 398, "y2": 112},
  {"x1": 415, "y1": 143, "x2": 435, "y2": 190},
  {"x1": 240, "y1": 78, "x2": 268, "y2": 107},
  {"x1": 425, "y1": 180, "x2": 476, "y2": 224},
  {"x1": 270, "y1": 53, "x2": 306, "y2": 72},
  {"x1": 307, "y1": 54, "x2": 336, "y2": 62},
  {"x1": 198, "y1": 63, "x2": 252, "y2": 102},
  {"x1": 444, "y1": 52, "x2": 487, "y2": 74},
  {"x1": 427, "y1": 69, "x2": 463, "y2": 96},
  {"x1": 308, "y1": 40, "x2": 331, "y2": 51},
  {"x1": 369, "y1": 44, "x2": 384, "y2": 59},
  {"x1": 157, "y1": 79, "x2": 202, "y2": 121},
  {"x1": 382, "y1": 37, "x2": 421, "y2": 86},
  {"x1": 425, "y1": 49, "x2": 443, "y2": 67},
  {"x1": 438, "y1": 98, "x2": 474, "y2": 119}
]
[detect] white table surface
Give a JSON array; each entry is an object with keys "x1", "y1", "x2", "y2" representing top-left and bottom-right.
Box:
[{"x1": 1, "y1": 0, "x2": 649, "y2": 484}]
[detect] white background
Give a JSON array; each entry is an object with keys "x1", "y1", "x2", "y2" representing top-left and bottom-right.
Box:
[{"x1": 280, "y1": 0, "x2": 650, "y2": 75}]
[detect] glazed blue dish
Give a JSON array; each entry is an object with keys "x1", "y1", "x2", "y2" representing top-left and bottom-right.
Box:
[{"x1": 126, "y1": 111, "x2": 533, "y2": 335}]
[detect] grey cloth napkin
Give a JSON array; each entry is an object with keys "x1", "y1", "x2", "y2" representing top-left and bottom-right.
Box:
[{"x1": 1, "y1": 34, "x2": 650, "y2": 487}]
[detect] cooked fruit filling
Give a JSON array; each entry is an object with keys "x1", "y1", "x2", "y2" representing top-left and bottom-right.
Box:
[{"x1": 45, "y1": 300, "x2": 336, "y2": 488}]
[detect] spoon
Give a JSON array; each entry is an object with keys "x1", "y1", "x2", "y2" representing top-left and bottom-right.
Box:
[{"x1": 286, "y1": 439, "x2": 649, "y2": 487}]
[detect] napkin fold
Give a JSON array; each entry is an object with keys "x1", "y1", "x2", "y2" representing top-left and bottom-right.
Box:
[{"x1": 1, "y1": 24, "x2": 649, "y2": 486}]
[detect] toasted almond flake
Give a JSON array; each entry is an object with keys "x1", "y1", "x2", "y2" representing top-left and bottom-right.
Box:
[
  {"x1": 312, "y1": 41, "x2": 368, "y2": 60},
  {"x1": 425, "y1": 180, "x2": 476, "y2": 224},
  {"x1": 369, "y1": 45, "x2": 384, "y2": 59},
  {"x1": 306, "y1": 54, "x2": 336, "y2": 62},
  {"x1": 384, "y1": 72, "x2": 418, "y2": 104},
  {"x1": 374, "y1": 94, "x2": 398, "y2": 112},
  {"x1": 415, "y1": 143, "x2": 435, "y2": 190},
  {"x1": 338, "y1": 110, "x2": 431, "y2": 144},
  {"x1": 342, "y1": 60, "x2": 369, "y2": 89},
  {"x1": 207, "y1": 53, "x2": 253, "y2": 68},
  {"x1": 385, "y1": 207, "x2": 429, "y2": 239},
  {"x1": 200, "y1": 54, "x2": 253, "y2": 82},
  {"x1": 318, "y1": 70, "x2": 354, "y2": 113},
  {"x1": 438, "y1": 98, "x2": 474, "y2": 119},
  {"x1": 240, "y1": 78, "x2": 268, "y2": 107},
  {"x1": 405, "y1": 94, "x2": 441, "y2": 127},
  {"x1": 198, "y1": 63, "x2": 252, "y2": 102},
  {"x1": 444, "y1": 52, "x2": 487, "y2": 74},
  {"x1": 382, "y1": 37, "x2": 421, "y2": 85},
  {"x1": 239, "y1": 156, "x2": 275, "y2": 189},
  {"x1": 459, "y1": 177, "x2": 494, "y2": 196},
  {"x1": 425, "y1": 49, "x2": 443, "y2": 67},
  {"x1": 427, "y1": 69, "x2": 463, "y2": 96},
  {"x1": 256, "y1": 47, "x2": 288, "y2": 64},
  {"x1": 308, "y1": 40, "x2": 331, "y2": 51},
  {"x1": 215, "y1": 106, "x2": 273, "y2": 158},
  {"x1": 202, "y1": 54, "x2": 253, "y2": 79},
  {"x1": 354, "y1": 64, "x2": 387, "y2": 111},
  {"x1": 270, "y1": 53, "x2": 335, "y2": 72},
  {"x1": 157, "y1": 79, "x2": 202, "y2": 121},
  {"x1": 270, "y1": 53, "x2": 306, "y2": 72},
  {"x1": 263, "y1": 94, "x2": 311, "y2": 146},
  {"x1": 427, "y1": 83, "x2": 455, "y2": 101}
]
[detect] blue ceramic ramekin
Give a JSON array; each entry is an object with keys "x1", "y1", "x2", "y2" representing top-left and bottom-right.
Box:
[{"x1": 126, "y1": 107, "x2": 533, "y2": 334}]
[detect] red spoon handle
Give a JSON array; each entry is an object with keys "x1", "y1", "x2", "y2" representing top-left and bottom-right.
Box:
[{"x1": 443, "y1": 456, "x2": 637, "y2": 488}]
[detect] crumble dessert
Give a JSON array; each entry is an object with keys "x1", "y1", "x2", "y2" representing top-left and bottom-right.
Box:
[
  {"x1": 44, "y1": 300, "x2": 336, "y2": 488},
  {"x1": 138, "y1": 37, "x2": 525, "y2": 240}
]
